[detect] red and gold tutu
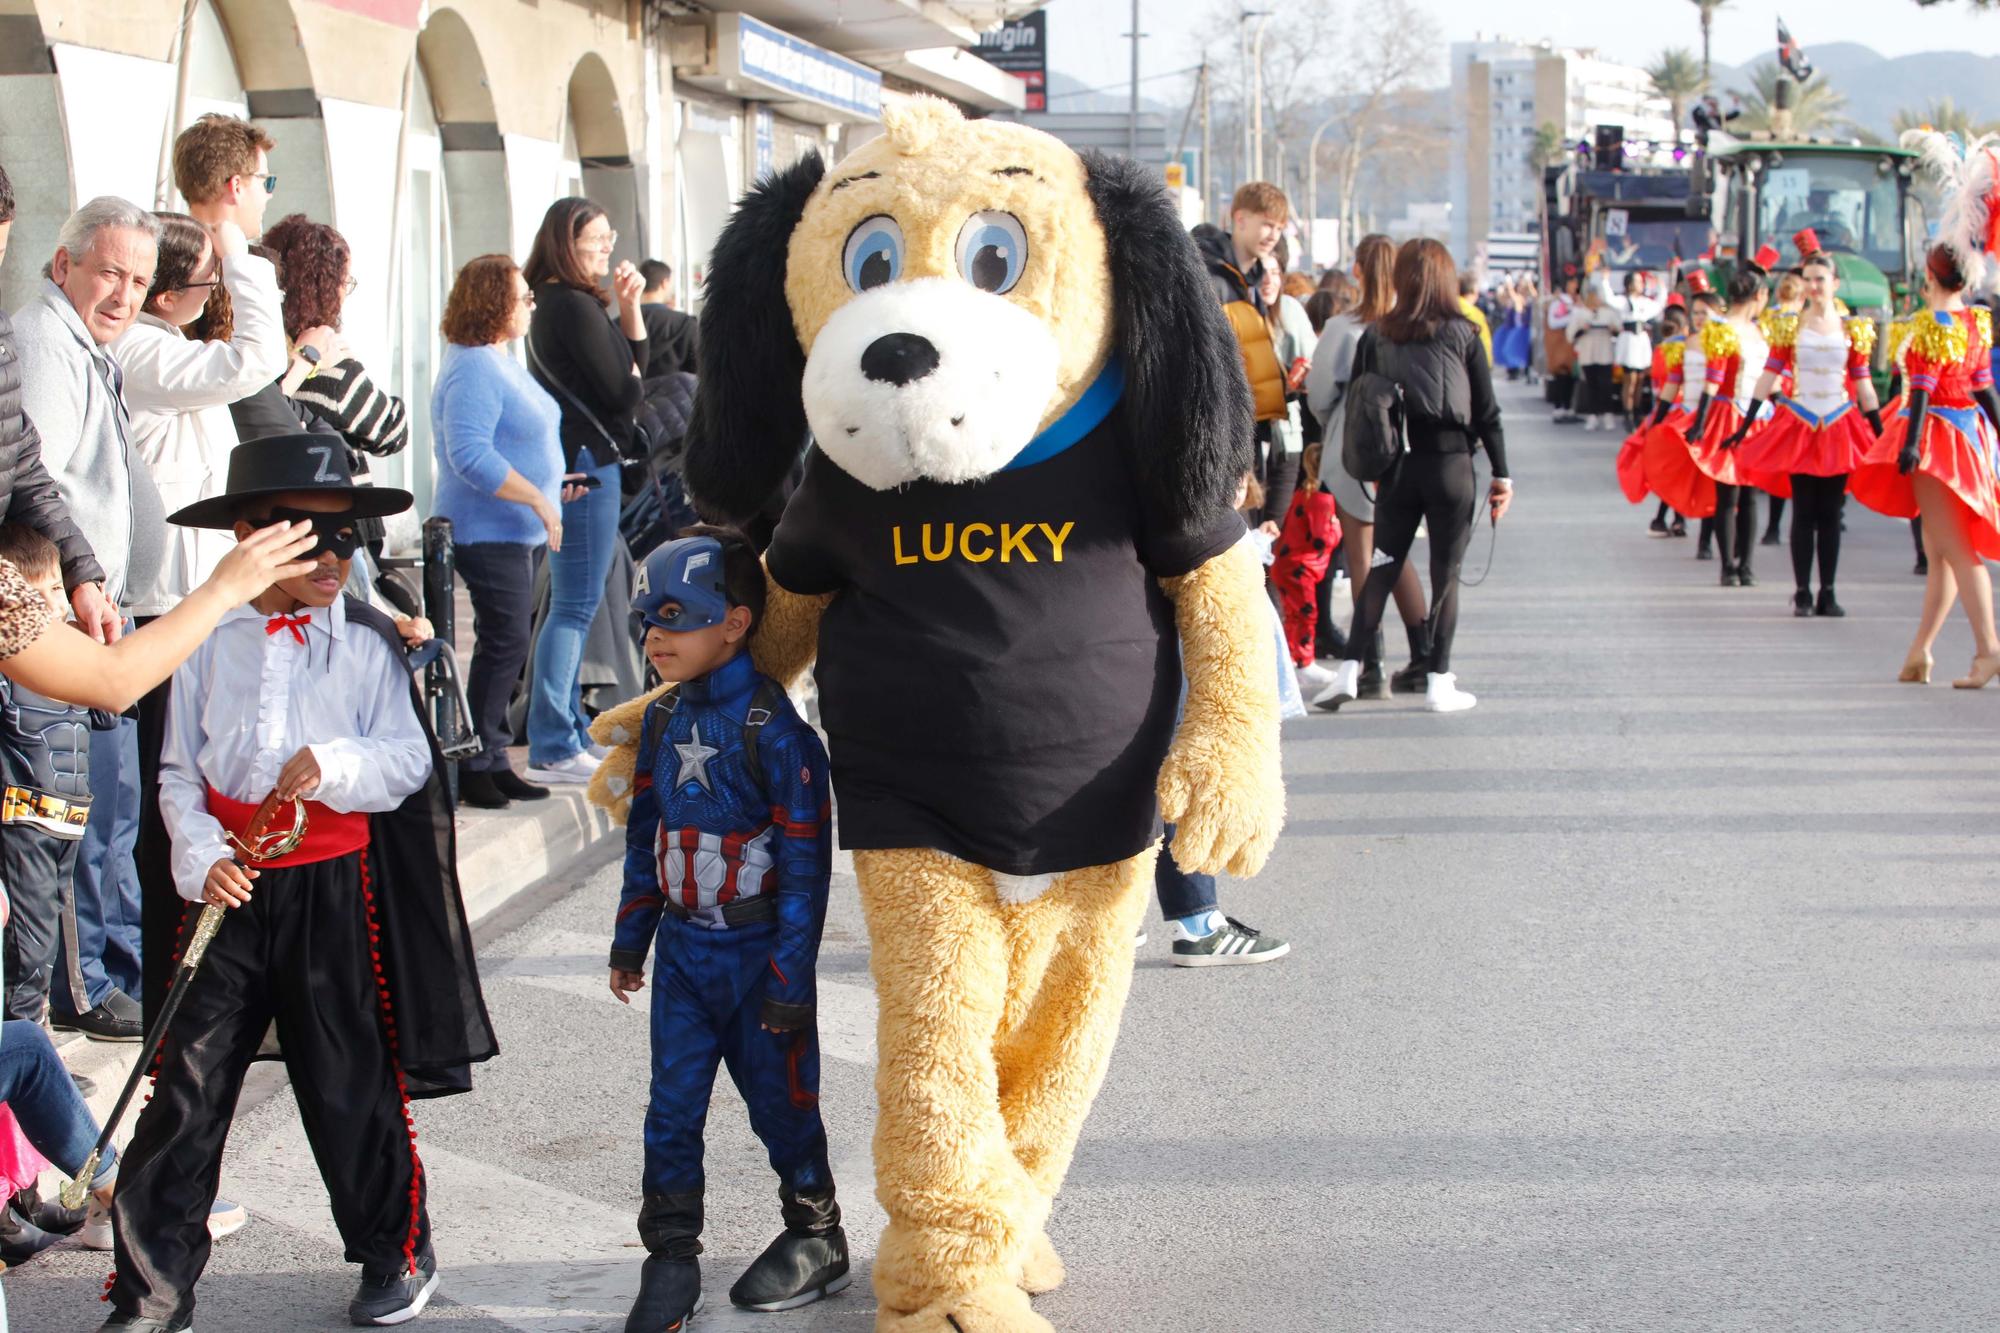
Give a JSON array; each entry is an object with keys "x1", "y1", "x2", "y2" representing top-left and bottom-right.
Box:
[
  {"x1": 1687, "y1": 401, "x2": 1788, "y2": 497},
  {"x1": 1850, "y1": 405, "x2": 2000, "y2": 558},
  {"x1": 1615, "y1": 425, "x2": 1652, "y2": 503},
  {"x1": 1641, "y1": 412, "x2": 1717, "y2": 518},
  {"x1": 1734, "y1": 399, "x2": 1878, "y2": 479}
]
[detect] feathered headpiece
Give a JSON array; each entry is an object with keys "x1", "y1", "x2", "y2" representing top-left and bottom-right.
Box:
[{"x1": 1902, "y1": 128, "x2": 2000, "y2": 293}]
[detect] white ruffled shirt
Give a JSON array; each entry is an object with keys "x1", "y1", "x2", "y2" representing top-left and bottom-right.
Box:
[{"x1": 159, "y1": 597, "x2": 431, "y2": 901}]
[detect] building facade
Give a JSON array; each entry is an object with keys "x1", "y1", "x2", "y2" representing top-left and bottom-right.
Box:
[
  {"x1": 0, "y1": 0, "x2": 1026, "y2": 512},
  {"x1": 1449, "y1": 38, "x2": 1676, "y2": 267}
]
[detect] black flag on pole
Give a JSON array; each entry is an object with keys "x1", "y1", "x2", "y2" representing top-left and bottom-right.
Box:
[{"x1": 1777, "y1": 18, "x2": 1814, "y2": 82}]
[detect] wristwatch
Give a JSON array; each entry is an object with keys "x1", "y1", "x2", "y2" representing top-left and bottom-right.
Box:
[{"x1": 296, "y1": 344, "x2": 321, "y2": 379}]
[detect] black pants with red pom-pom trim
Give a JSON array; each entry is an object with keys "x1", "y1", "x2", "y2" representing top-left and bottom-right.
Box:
[{"x1": 107, "y1": 851, "x2": 427, "y2": 1323}]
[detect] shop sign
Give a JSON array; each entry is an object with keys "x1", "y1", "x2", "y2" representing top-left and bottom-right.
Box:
[
  {"x1": 977, "y1": 10, "x2": 1047, "y2": 112},
  {"x1": 735, "y1": 14, "x2": 882, "y2": 121}
]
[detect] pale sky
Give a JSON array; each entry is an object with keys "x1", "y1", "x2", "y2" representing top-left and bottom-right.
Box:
[{"x1": 1046, "y1": 0, "x2": 1997, "y2": 100}]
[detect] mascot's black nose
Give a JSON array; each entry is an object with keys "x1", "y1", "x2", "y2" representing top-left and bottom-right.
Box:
[{"x1": 861, "y1": 332, "x2": 941, "y2": 387}]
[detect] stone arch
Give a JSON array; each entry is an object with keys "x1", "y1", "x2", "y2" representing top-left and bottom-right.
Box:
[
  {"x1": 209, "y1": 0, "x2": 316, "y2": 101},
  {"x1": 567, "y1": 52, "x2": 638, "y2": 269},
  {"x1": 418, "y1": 6, "x2": 509, "y2": 262}
]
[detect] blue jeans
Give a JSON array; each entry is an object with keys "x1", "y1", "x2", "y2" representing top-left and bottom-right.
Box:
[
  {"x1": 63, "y1": 714, "x2": 143, "y2": 1012},
  {"x1": 1153, "y1": 823, "x2": 1218, "y2": 921},
  {"x1": 527, "y1": 458, "x2": 621, "y2": 766},
  {"x1": 0, "y1": 1020, "x2": 115, "y2": 1187}
]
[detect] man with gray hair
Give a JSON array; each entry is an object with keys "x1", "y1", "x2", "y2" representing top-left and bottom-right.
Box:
[{"x1": 10, "y1": 195, "x2": 167, "y2": 1041}]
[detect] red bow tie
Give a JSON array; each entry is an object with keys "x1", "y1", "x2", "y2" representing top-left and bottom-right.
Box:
[{"x1": 266, "y1": 612, "x2": 311, "y2": 644}]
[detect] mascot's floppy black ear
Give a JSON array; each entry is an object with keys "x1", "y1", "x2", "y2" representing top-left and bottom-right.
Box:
[
  {"x1": 683, "y1": 151, "x2": 827, "y2": 525},
  {"x1": 1082, "y1": 150, "x2": 1252, "y2": 524}
]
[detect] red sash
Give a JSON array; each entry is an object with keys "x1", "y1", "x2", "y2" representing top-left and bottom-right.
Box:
[{"x1": 205, "y1": 786, "x2": 370, "y2": 868}]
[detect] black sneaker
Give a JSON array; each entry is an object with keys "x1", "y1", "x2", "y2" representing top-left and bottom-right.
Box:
[
  {"x1": 1170, "y1": 917, "x2": 1290, "y2": 967},
  {"x1": 492, "y1": 770, "x2": 551, "y2": 802},
  {"x1": 1647, "y1": 517, "x2": 1670, "y2": 537},
  {"x1": 1793, "y1": 589, "x2": 1814, "y2": 617},
  {"x1": 1815, "y1": 589, "x2": 1845, "y2": 618},
  {"x1": 1720, "y1": 569, "x2": 1740, "y2": 588},
  {"x1": 1915, "y1": 555, "x2": 1929, "y2": 576},
  {"x1": 53, "y1": 990, "x2": 142, "y2": 1042},
  {"x1": 1737, "y1": 567, "x2": 1757, "y2": 588},
  {"x1": 97, "y1": 1314, "x2": 194, "y2": 1332},
  {"x1": 1388, "y1": 660, "x2": 1428, "y2": 694},
  {"x1": 730, "y1": 1228, "x2": 851, "y2": 1311},
  {"x1": 1696, "y1": 543, "x2": 1714, "y2": 561},
  {"x1": 457, "y1": 770, "x2": 511, "y2": 810},
  {"x1": 628, "y1": 1256, "x2": 703, "y2": 1332},
  {"x1": 1670, "y1": 519, "x2": 1688, "y2": 537},
  {"x1": 1760, "y1": 529, "x2": 1783, "y2": 546},
  {"x1": 349, "y1": 1249, "x2": 440, "y2": 1325}
]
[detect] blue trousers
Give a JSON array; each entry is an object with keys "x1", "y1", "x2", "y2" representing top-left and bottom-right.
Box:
[
  {"x1": 527, "y1": 457, "x2": 621, "y2": 766},
  {"x1": 643, "y1": 916, "x2": 832, "y2": 1198},
  {"x1": 1153, "y1": 823, "x2": 1218, "y2": 921},
  {"x1": 63, "y1": 714, "x2": 142, "y2": 1012},
  {"x1": 0, "y1": 1020, "x2": 116, "y2": 1187}
]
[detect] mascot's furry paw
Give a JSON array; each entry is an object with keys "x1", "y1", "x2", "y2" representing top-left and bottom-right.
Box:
[
  {"x1": 584, "y1": 682, "x2": 676, "y2": 822},
  {"x1": 1015, "y1": 1231, "x2": 1065, "y2": 1296},
  {"x1": 879, "y1": 1284, "x2": 1056, "y2": 1333},
  {"x1": 749, "y1": 574, "x2": 831, "y2": 691},
  {"x1": 1158, "y1": 545, "x2": 1286, "y2": 879}
]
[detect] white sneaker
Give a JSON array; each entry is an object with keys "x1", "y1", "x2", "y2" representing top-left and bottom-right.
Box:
[
  {"x1": 1295, "y1": 661, "x2": 1336, "y2": 696},
  {"x1": 1134, "y1": 928, "x2": 1148, "y2": 949},
  {"x1": 1312, "y1": 659, "x2": 1362, "y2": 711},
  {"x1": 1424, "y1": 671, "x2": 1478, "y2": 713},
  {"x1": 524, "y1": 752, "x2": 600, "y2": 785},
  {"x1": 208, "y1": 1196, "x2": 249, "y2": 1240},
  {"x1": 586, "y1": 742, "x2": 611, "y2": 761},
  {"x1": 78, "y1": 1195, "x2": 112, "y2": 1249}
]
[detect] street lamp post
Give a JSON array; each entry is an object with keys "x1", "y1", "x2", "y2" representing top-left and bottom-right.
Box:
[
  {"x1": 1305, "y1": 111, "x2": 1339, "y2": 269},
  {"x1": 1249, "y1": 11, "x2": 1272, "y2": 180}
]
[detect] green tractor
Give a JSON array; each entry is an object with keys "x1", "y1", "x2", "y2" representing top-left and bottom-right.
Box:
[{"x1": 1694, "y1": 138, "x2": 1928, "y2": 392}]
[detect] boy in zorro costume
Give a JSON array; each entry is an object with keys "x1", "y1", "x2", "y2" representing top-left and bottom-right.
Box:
[
  {"x1": 103, "y1": 434, "x2": 497, "y2": 1332},
  {"x1": 598, "y1": 529, "x2": 847, "y2": 1332}
]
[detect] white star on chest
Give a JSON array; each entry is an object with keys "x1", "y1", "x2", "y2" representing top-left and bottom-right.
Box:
[{"x1": 673, "y1": 723, "x2": 720, "y2": 793}]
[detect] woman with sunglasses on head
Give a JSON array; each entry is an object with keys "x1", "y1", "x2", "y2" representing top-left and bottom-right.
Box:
[
  {"x1": 110, "y1": 212, "x2": 289, "y2": 618},
  {"x1": 518, "y1": 198, "x2": 649, "y2": 787}
]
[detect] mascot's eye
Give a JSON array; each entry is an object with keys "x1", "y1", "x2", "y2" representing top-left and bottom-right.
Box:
[
  {"x1": 954, "y1": 212, "x2": 1027, "y2": 294},
  {"x1": 843, "y1": 216, "x2": 904, "y2": 293}
]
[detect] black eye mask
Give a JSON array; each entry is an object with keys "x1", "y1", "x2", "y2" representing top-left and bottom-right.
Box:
[{"x1": 261, "y1": 507, "x2": 362, "y2": 561}]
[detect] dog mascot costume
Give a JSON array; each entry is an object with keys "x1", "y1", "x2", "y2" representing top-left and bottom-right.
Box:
[{"x1": 598, "y1": 97, "x2": 1283, "y2": 1333}]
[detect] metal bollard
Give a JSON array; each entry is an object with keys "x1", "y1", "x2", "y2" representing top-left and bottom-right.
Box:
[{"x1": 422, "y1": 517, "x2": 470, "y2": 798}]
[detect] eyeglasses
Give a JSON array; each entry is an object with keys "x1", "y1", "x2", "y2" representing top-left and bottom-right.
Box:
[
  {"x1": 517, "y1": 291, "x2": 537, "y2": 308},
  {"x1": 237, "y1": 172, "x2": 277, "y2": 195},
  {"x1": 584, "y1": 231, "x2": 619, "y2": 252},
  {"x1": 342, "y1": 276, "x2": 359, "y2": 297},
  {"x1": 180, "y1": 279, "x2": 221, "y2": 292}
]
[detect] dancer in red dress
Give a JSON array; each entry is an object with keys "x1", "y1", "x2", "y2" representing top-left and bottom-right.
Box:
[
  {"x1": 1726, "y1": 251, "x2": 1883, "y2": 616},
  {"x1": 1683, "y1": 255, "x2": 1778, "y2": 587},
  {"x1": 1640, "y1": 288, "x2": 1722, "y2": 530},
  {"x1": 1850, "y1": 247, "x2": 2000, "y2": 686},
  {"x1": 1619, "y1": 302, "x2": 1690, "y2": 533}
]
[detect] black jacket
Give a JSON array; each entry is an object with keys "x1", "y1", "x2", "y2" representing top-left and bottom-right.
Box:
[
  {"x1": 642, "y1": 302, "x2": 699, "y2": 383},
  {"x1": 1356, "y1": 317, "x2": 1510, "y2": 478},
  {"x1": 1192, "y1": 224, "x2": 1263, "y2": 310},
  {"x1": 528, "y1": 283, "x2": 650, "y2": 470},
  {"x1": 0, "y1": 308, "x2": 105, "y2": 590}
]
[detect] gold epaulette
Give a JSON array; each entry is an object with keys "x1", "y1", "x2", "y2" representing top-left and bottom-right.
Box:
[
  {"x1": 1844, "y1": 316, "x2": 1877, "y2": 358},
  {"x1": 1701, "y1": 319, "x2": 1741, "y2": 361},
  {"x1": 1764, "y1": 312, "x2": 1799, "y2": 351},
  {"x1": 1908, "y1": 310, "x2": 1970, "y2": 367},
  {"x1": 1660, "y1": 337, "x2": 1685, "y2": 371}
]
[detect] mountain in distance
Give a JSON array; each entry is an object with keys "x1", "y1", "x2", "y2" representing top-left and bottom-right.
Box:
[{"x1": 1706, "y1": 42, "x2": 2000, "y2": 138}]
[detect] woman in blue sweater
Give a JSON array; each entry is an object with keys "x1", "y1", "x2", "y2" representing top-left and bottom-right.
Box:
[{"x1": 432, "y1": 255, "x2": 568, "y2": 808}]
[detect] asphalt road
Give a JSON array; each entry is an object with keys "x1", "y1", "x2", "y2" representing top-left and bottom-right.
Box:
[{"x1": 12, "y1": 380, "x2": 2000, "y2": 1332}]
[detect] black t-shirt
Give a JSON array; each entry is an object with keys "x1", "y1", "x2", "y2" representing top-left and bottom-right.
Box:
[{"x1": 765, "y1": 417, "x2": 1242, "y2": 876}]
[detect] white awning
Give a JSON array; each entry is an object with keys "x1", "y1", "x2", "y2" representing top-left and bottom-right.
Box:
[{"x1": 861, "y1": 45, "x2": 1027, "y2": 112}]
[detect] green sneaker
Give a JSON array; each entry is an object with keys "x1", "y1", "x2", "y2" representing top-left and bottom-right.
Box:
[{"x1": 1169, "y1": 916, "x2": 1289, "y2": 967}]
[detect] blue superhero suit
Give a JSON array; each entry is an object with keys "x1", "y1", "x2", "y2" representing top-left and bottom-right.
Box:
[{"x1": 610, "y1": 650, "x2": 834, "y2": 1199}]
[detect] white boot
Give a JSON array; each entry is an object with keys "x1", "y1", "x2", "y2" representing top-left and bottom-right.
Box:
[
  {"x1": 1424, "y1": 671, "x2": 1477, "y2": 713},
  {"x1": 1312, "y1": 659, "x2": 1363, "y2": 710},
  {"x1": 1295, "y1": 661, "x2": 1336, "y2": 696}
]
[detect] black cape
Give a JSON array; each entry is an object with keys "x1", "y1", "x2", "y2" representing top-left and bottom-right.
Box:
[{"x1": 138, "y1": 597, "x2": 498, "y2": 1098}]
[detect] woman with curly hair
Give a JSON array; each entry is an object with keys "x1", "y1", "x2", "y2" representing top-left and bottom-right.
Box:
[
  {"x1": 431, "y1": 255, "x2": 570, "y2": 808},
  {"x1": 259, "y1": 214, "x2": 409, "y2": 515}
]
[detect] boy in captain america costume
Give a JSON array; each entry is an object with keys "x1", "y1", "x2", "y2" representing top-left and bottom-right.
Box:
[{"x1": 606, "y1": 528, "x2": 848, "y2": 1333}]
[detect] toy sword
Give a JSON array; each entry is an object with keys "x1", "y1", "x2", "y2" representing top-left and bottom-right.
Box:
[{"x1": 60, "y1": 790, "x2": 309, "y2": 1209}]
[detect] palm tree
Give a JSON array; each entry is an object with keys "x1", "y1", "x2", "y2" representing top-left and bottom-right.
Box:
[
  {"x1": 1532, "y1": 122, "x2": 1566, "y2": 169},
  {"x1": 1646, "y1": 47, "x2": 1707, "y2": 136},
  {"x1": 1731, "y1": 60, "x2": 1852, "y2": 137},
  {"x1": 1688, "y1": 0, "x2": 1731, "y2": 83},
  {"x1": 1892, "y1": 96, "x2": 2000, "y2": 139}
]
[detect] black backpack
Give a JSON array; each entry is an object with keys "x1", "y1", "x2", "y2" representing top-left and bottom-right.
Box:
[{"x1": 1341, "y1": 366, "x2": 1408, "y2": 484}]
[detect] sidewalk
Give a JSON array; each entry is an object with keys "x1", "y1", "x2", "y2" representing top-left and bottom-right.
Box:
[{"x1": 50, "y1": 775, "x2": 623, "y2": 1144}]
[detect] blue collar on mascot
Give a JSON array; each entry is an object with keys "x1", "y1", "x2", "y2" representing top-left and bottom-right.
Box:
[{"x1": 1001, "y1": 356, "x2": 1125, "y2": 472}]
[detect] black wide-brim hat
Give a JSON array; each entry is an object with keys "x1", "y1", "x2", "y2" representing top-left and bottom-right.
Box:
[{"x1": 168, "y1": 432, "x2": 415, "y2": 529}]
